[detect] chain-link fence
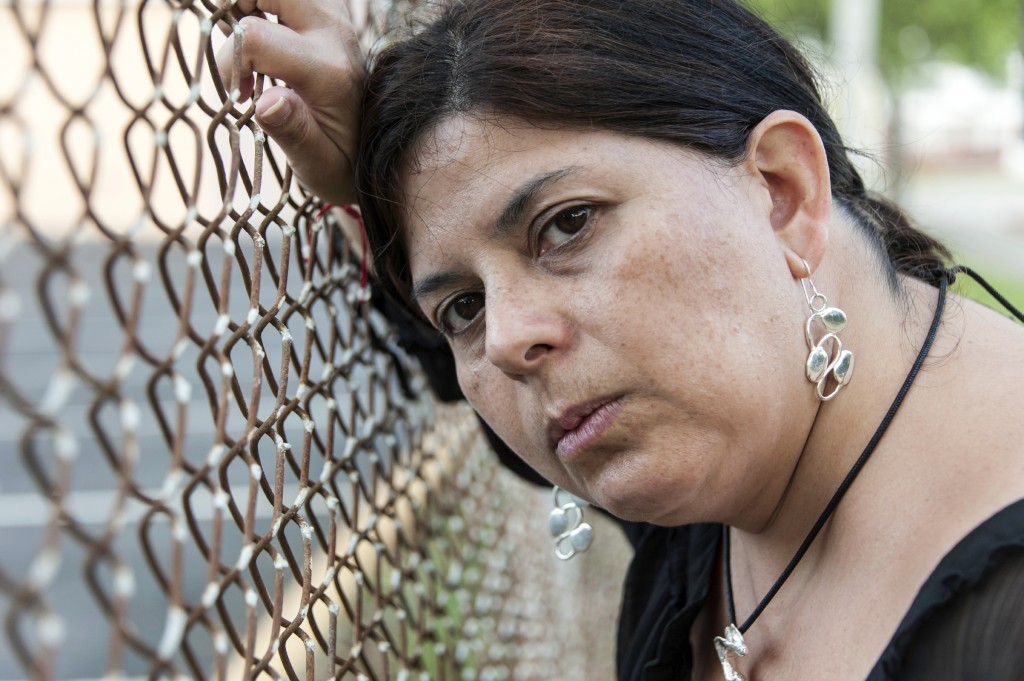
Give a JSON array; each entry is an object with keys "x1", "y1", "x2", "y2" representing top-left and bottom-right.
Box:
[{"x1": 0, "y1": 1, "x2": 628, "y2": 678}]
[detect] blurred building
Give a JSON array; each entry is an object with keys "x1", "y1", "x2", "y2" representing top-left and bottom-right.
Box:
[{"x1": 899, "y1": 56, "x2": 1024, "y2": 175}]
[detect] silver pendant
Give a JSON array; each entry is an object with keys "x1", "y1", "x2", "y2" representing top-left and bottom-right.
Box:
[{"x1": 714, "y1": 623, "x2": 747, "y2": 681}]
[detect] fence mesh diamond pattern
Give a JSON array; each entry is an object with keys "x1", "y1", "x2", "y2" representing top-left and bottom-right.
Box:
[{"x1": 0, "y1": 0, "x2": 627, "y2": 679}]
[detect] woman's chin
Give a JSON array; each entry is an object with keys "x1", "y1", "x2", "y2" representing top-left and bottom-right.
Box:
[{"x1": 589, "y1": 470, "x2": 703, "y2": 527}]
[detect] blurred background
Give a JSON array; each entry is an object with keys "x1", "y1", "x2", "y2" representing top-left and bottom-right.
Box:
[{"x1": 754, "y1": 0, "x2": 1024, "y2": 301}]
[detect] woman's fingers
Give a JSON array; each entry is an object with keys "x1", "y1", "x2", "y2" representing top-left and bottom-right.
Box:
[
  {"x1": 233, "y1": 16, "x2": 362, "y2": 96},
  {"x1": 215, "y1": 28, "x2": 259, "y2": 101},
  {"x1": 216, "y1": 7, "x2": 264, "y2": 37},
  {"x1": 232, "y1": 0, "x2": 261, "y2": 16},
  {"x1": 216, "y1": 18, "x2": 303, "y2": 100},
  {"x1": 256, "y1": 86, "x2": 358, "y2": 204},
  {"x1": 213, "y1": 1, "x2": 364, "y2": 203},
  {"x1": 228, "y1": 0, "x2": 352, "y2": 35}
]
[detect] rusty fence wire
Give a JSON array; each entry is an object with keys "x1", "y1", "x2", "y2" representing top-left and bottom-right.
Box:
[{"x1": 0, "y1": 0, "x2": 628, "y2": 679}]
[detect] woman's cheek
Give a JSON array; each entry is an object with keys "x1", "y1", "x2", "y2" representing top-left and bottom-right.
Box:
[
  {"x1": 456, "y1": 358, "x2": 488, "y2": 405},
  {"x1": 458, "y1": 365, "x2": 507, "y2": 434}
]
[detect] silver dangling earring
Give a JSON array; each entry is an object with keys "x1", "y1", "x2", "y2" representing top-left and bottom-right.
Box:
[
  {"x1": 800, "y1": 259, "x2": 855, "y2": 401},
  {"x1": 548, "y1": 486, "x2": 594, "y2": 560}
]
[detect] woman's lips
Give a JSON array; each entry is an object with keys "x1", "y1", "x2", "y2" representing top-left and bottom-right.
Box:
[{"x1": 555, "y1": 396, "x2": 625, "y2": 460}]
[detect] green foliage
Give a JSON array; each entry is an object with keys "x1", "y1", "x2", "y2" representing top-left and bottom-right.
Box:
[
  {"x1": 880, "y1": 0, "x2": 1020, "y2": 80},
  {"x1": 750, "y1": 0, "x2": 829, "y2": 39},
  {"x1": 746, "y1": 0, "x2": 1022, "y2": 80}
]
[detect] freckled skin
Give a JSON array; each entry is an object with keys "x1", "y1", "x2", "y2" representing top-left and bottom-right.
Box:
[{"x1": 402, "y1": 116, "x2": 816, "y2": 527}]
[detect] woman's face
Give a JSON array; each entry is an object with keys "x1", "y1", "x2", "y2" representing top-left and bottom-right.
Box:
[{"x1": 401, "y1": 116, "x2": 814, "y2": 526}]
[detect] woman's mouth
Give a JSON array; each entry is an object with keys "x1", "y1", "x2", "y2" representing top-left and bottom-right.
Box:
[{"x1": 553, "y1": 396, "x2": 625, "y2": 460}]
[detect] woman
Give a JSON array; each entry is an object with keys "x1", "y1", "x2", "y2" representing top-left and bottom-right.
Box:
[{"x1": 219, "y1": 0, "x2": 1024, "y2": 678}]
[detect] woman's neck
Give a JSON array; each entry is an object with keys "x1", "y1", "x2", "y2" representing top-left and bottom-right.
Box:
[{"x1": 727, "y1": 224, "x2": 942, "y2": 595}]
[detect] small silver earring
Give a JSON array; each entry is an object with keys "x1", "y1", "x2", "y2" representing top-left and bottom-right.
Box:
[
  {"x1": 548, "y1": 486, "x2": 593, "y2": 560},
  {"x1": 800, "y1": 260, "x2": 854, "y2": 401}
]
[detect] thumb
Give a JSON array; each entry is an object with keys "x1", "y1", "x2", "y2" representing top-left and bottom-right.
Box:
[{"x1": 255, "y1": 86, "x2": 357, "y2": 204}]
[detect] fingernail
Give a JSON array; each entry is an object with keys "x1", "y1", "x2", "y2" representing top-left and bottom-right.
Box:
[{"x1": 260, "y1": 96, "x2": 290, "y2": 126}]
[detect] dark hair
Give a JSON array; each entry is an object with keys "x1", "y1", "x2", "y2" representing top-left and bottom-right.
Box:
[{"x1": 356, "y1": 0, "x2": 950, "y2": 304}]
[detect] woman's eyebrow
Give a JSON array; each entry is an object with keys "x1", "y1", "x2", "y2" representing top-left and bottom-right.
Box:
[
  {"x1": 411, "y1": 269, "x2": 467, "y2": 308},
  {"x1": 492, "y1": 166, "x2": 581, "y2": 237}
]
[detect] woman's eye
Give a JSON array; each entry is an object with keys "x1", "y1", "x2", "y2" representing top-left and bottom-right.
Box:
[
  {"x1": 439, "y1": 292, "x2": 485, "y2": 335},
  {"x1": 539, "y1": 205, "x2": 591, "y2": 253}
]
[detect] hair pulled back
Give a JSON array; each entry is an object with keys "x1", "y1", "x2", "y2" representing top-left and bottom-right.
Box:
[{"x1": 356, "y1": 0, "x2": 950, "y2": 303}]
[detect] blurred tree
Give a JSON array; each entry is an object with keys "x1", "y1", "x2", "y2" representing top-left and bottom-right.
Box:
[
  {"x1": 749, "y1": 0, "x2": 1022, "y2": 80},
  {"x1": 751, "y1": 0, "x2": 829, "y2": 40}
]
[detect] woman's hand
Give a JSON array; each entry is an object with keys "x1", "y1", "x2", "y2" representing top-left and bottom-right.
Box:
[{"x1": 216, "y1": 0, "x2": 365, "y2": 204}]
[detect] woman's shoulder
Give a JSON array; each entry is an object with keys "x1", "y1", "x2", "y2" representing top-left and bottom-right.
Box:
[
  {"x1": 868, "y1": 497, "x2": 1024, "y2": 680},
  {"x1": 890, "y1": 286, "x2": 1024, "y2": 535}
]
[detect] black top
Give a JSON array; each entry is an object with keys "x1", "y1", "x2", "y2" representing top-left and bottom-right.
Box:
[{"x1": 615, "y1": 499, "x2": 1024, "y2": 680}]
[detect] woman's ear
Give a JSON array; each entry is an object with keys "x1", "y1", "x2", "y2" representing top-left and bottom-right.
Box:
[{"x1": 744, "y1": 110, "x2": 831, "y2": 278}]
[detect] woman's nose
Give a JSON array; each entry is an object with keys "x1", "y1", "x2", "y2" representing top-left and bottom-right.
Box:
[{"x1": 484, "y1": 285, "x2": 571, "y2": 376}]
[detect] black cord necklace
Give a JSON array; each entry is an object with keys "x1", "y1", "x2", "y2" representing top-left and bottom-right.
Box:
[{"x1": 713, "y1": 273, "x2": 951, "y2": 681}]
